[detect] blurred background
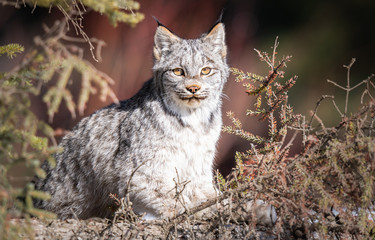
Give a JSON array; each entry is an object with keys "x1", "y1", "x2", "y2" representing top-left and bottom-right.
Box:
[{"x1": 1, "y1": 0, "x2": 374, "y2": 176}]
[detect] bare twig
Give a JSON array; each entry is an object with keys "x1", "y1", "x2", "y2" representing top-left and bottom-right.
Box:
[
  {"x1": 343, "y1": 58, "x2": 356, "y2": 116},
  {"x1": 271, "y1": 36, "x2": 279, "y2": 67},
  {"x1": 309, "y1": 95, "x2": 343, "y2": 128},
  {"x1": 311, "y1": 111, "x2": 327, "y2": 134}
]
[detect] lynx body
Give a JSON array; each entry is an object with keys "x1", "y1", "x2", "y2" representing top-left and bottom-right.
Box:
[{"x1": 34, "y1": 22, "x2": 229, "y2": 220}]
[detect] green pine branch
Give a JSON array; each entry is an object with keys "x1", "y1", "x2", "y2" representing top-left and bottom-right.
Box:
[{"x1": 0, "y1": 44, "x2": 24, "y2": 59}]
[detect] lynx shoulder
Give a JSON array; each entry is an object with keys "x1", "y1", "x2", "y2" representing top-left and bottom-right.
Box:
[{"x1": 33, "y1": 20, "x2": 229, "y2": 220}]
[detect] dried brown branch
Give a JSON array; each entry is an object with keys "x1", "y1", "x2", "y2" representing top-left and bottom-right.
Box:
[{"x1": 227, "y1": 38, "x2": 375, "y2": 239}]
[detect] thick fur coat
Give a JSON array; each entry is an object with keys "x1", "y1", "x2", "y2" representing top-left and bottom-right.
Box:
[{"x1": 34, "y1": 22, "x2": 229, "y2": 220}]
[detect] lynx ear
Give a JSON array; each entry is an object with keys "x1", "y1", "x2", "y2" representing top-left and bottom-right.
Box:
[
  {"x1": 202, "y1": 23, "x2": 227, "y2": 57},
  {"x1": 153, "y1": 23, "x2": 181, "y2": 61}
]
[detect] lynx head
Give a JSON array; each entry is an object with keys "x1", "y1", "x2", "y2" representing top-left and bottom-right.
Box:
[{"x1": 152, "y1": 20, "x2": 229, "y2": 118}]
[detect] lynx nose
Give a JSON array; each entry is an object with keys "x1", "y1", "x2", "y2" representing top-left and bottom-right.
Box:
[{"x1": 186, "y1": 85, "x2": 200, "y2": 94}]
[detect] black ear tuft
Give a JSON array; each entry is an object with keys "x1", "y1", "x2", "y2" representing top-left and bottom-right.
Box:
[
  {"x1": 207, "y1": 10, "x2": 225, "y2": 34},
  {"x1": 152, "y1": 16, "x2": 176, "y2": 35},
  {"x1": 152, "y1": 16, "x2": 164, "y2": 27},
  {"x1": 217, "y1": 9, "x2": 225, "y2": 24}
]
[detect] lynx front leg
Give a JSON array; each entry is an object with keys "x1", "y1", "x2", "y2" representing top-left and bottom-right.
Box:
[{"x1": 129, "y1": 177, "x2": 195, "y2": 220}]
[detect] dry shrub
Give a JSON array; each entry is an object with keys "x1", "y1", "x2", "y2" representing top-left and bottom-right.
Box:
[{"x1": 224, "y1": 39, "x2": 375, "y2": 239}]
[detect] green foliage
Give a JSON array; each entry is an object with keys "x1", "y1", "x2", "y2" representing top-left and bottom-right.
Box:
[
  {"x1": 32, "y1": 32, "x2": 119, "y2": 120},
  {"x1": 0, "y1": 44, "x2": 24, "y2": 59},
  {"x1": 22, "y1": 0, "x2": 144, "y2": 27},
  {"x1": 224, "y1": 40, "x2": 375, "y2": 238},
  {"x1": 0, "y1": 44, "x2": 59, "y2": 238},
  {"x1": 81, "y1": 0, "x2": 144, "y2": 27},
  {"x1": 0, "y1": 0, "x2": 143, "y2": 238}
]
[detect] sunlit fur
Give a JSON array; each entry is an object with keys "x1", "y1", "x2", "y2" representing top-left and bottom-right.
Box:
[{"x1": 33, "y1": 23, "x2": 229, "y2": 220}]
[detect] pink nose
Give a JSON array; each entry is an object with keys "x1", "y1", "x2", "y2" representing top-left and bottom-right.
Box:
[{"x1": 186, "y1": 85, "x2": 200, "y2": 94}]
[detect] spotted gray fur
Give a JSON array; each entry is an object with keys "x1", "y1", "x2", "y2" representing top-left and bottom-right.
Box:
[{"x1": 33, "y1": 22, "x2": 229, "y2": 220}]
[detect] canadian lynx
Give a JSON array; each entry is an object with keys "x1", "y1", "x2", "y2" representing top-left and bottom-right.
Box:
[{"x1": 34, "y1": 20, "x2": 275, "y2": 224}]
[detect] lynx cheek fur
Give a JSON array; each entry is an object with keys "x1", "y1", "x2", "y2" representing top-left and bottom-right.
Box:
[{"x1": 33, "y1": 21, "x2": 229, "y2": 220}]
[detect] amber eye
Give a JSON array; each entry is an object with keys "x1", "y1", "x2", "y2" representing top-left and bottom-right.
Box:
[
  {"x1": 201, "y1": 67, "x2": 211, "y2": 75},
  {"x1": 173, "y1": 68, "x2": 185, "y2": 76}
]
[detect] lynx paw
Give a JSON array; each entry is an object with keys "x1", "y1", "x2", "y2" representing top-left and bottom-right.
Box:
[
  {"x1": 142, "y1": 212, "x2": 158, "y2": 220},
  {"x1": 247, "y1": 199, "x2": 277, "y2": 226}
]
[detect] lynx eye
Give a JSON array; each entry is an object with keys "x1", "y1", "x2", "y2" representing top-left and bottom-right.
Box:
[
  {"x1": 200, "y1": 67, "x2": 211, "y2": 76},
  {"x1": 172, "y1": 68, "x2": 185, "y2": 76}
]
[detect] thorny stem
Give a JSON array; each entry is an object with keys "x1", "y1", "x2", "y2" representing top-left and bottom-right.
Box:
[
  {"x1": 260, "y1": 75, "x2": 297, "y2": 122},
  {"x1": 248, "y1": 52, "x2": 289, "y2": 95}
]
